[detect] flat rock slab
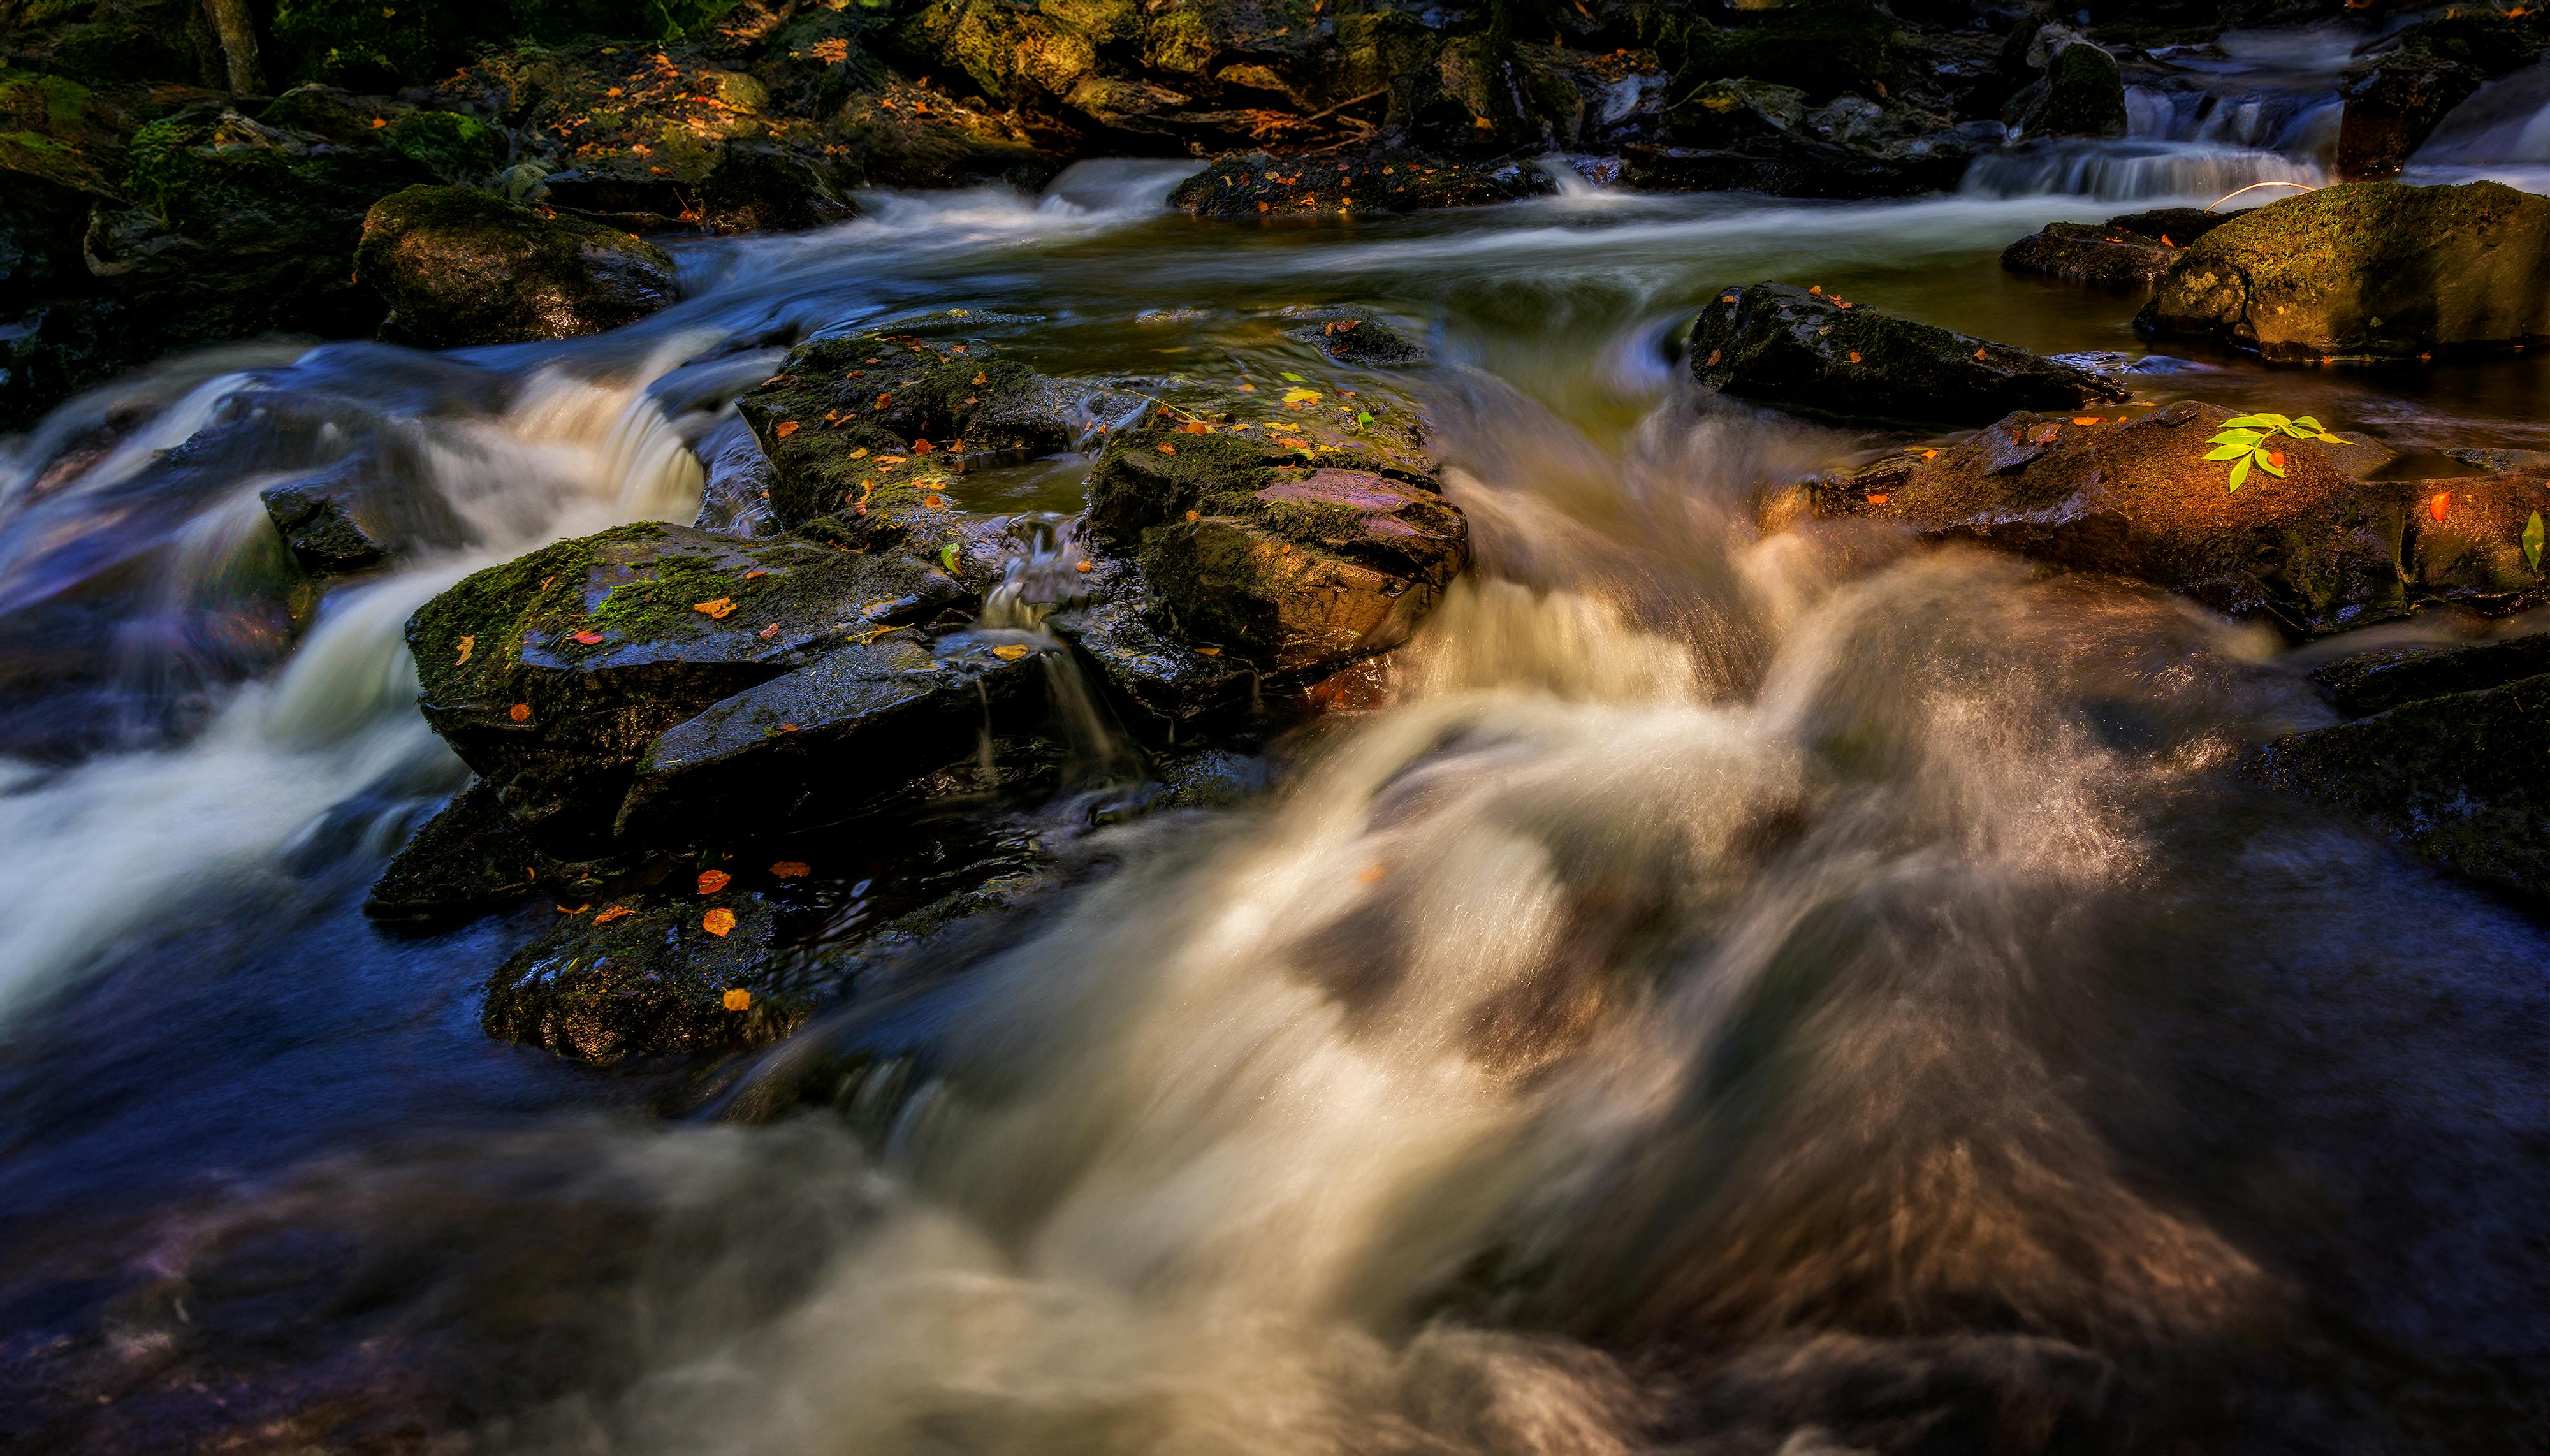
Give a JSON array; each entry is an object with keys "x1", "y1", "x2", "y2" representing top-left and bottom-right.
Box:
[
  {"x1": 616, "y1": 629, "x2": 1048, "y2": 841},
  {"x1": 1691, "y1": 282, "x2": 2127, "y2": 425},
  {"x1": 2250, "y1": 670, "x2": 2550, "y2": 899},
  {"x1": 406, "y1": 521, "x2": 965, "y2": 853}
]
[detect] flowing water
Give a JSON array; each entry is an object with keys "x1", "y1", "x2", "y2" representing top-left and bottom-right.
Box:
[{"x1": 6, "y1": 73, "x2": 2550, "y2": 1455}]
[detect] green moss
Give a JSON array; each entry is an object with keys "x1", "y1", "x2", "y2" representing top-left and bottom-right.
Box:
[
  {"x1": 409, "y1": 521, "x2": 666, "y2": 697},
  {"x1": 2192, "y1": 181, "x2": 2538, "y2": 294},
  {"x1": 1661, "y1": 0, "x2": 1898, "y2": 102},
  {"x1": 388, "y1": 109, "x2": 506, "y2": 180}
]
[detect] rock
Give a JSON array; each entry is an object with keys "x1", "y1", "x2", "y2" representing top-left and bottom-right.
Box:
[
  {"x1": 1085, "y1": 398, "x2": 1466, "y2": 675},
  {"x1": 2136, "y1": 182, "x2": 2550, "y2": 362},
  {"x1": 2003, "y1": 41, "x2": 2125, "y2": 140},
  {"x1": 1170, "y1": 150, "x2": 1556, "y2": 219},
  {"x1": 1825, "y1": 402, "x2": 2412, "y2": 636},
  {"x1": 404, "y1": 521, "x2": 968, "y2": 855},
  {"x1": 614, "y1": 627, "x2": 1049, "y2": 842},
  {"x1": 1638, "y1": 78, "x2": 1995, "y2": 198},
  {"x1": 1689, "y1": 283, "x2": 2127, "y2": 425},
  {"x1": 2445, "y1": 448, "x2": 2550, "y2": 474},
  {"x1": 1659, "y1": 2, "x2": 1903, "y2": 104},
  {"x1": 363, "y1": 780, "x2": 539, "y2": 923},
  {"x1": 259, "y1": 451, "x2": 468, "y2": 578},
  {"x1": 353, "y1": 184, "x2": 679, "y2": 348},
  {"x1": 697, "y1": 142, "x2": 857, "y2": 234},
  {"x1": 1047, "y1": 599, "x2": 1257, "y2": 738},
  {"x1": 2312, "y1": 633, "x2": 2550, "y2": 720},
  {"x1": 2335, "y1": 11, "x2": 2550, "y2": 182},
  {"x1": 2000, "y1": 206, "x2": 2242, "y2": 289},
  {"x1": 1279, "y1": 307, "x2": 1431, "y2": 367},
  {"x1": 733, "y1": 330, "x2": 1100, "y2": 532},
  {"x1": 2248, "y1": 672, "x2": 2550, "y2": 899},
  {"x1": 2401, "y1": 470, "x2": 2550, "y2": 610},
  {"x1": 484, "y1": 893, "x2": 798, "y2": 1063}
]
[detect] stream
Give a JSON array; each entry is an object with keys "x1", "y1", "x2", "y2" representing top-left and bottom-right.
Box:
[{"x1": 5, "y1": 60, "x2": 2550, "y2": 1455}]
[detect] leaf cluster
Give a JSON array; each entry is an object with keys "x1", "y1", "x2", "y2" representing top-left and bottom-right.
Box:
[{"x1": 2203, "y1": 412, "x2": 2342, "y2": 492}]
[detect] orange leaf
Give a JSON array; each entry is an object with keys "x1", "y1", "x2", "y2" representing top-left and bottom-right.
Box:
[
  {"x1": 769, "y1": 860, "x2": 810, "y2": 878},
  {"x1": 2159, "y1": 234, "x2": 2175, "y2": 247},
  {"x1": 1921, "y1": 448, "x2": 1940, "y2": 460},
  {"x1": 774, "y1": 420, "x2": 799, "y2": 437},
  {"x1": 1184, "y1": 509, "x2": 1200, "y2": 521},
  {"x1": 913, "y1": 439, "x2": 933, "y2": 453},
  {"x1": 1075, "y1": 560, "x2": 1093, "y2": 573},
  {"x1": 1156, "y1": 443, "x2": 1177, "y2": 455},
  {"x1": 1809, "y1": 284, "x2": 1823, "y2": 295},
  {"x1": 454, "y1": 634, "x2": 476, "y2": 666},
  {"x1": 1195, "y1": 646, "x2": 1221, "y2": 656},
  {"x1": 509, "y1": 703, "x2": 532, "y2": 722},
  {"x1": 1974, "y1": 348, "x2": 1988, "y2": 361},
  {"x1": 2071, "y1": 417, "x2": 2101, "y2": 426},
  {"x1": 2268, "y1": 449, "x2": 2286, "y2": 469},
  {"x1": 574, "y1": 630, "x2": 604, "y2": 644},
  {"x1": 992, "y1": 644, "x2": 1031, "y2": 661},
  {"x1": 1180, "y1": 420, "x2": 1212, "y2": 434},
  {"x1": 703, "y1": 908, "x2": 736, "y2": 937},
  {"x1": 1357, "y1": 863, "x2": 1387, "y2": 882},
  {"x1": 1847, "y1": 351, "x2": 1862, "y2": 364},
  {"x1": 698, "y1": 868, "x2": 732, "y2": 894},
  {"x1": 722, "y1": 987, "x2": 752, "y2": 1010},
  {"x1": 2430, "y1": 492, "x2": 2451, "y2": 522},
  {"x1": 758, "y1": 622, "x2": 781, "y2": 639},
  {"x1": 1866, "y1": 492, "x2": 1891, "y2": 504},
  {"x1": 1706, "y1": 350, "x2": 1722, "y2": 367},
  {"x1": 694, "y1": 597, "x2": 736, "y2": 619},
  {"x1": 744, "y1": 569, "x2": 768, "y2": 579},
  {"x1": 594, "y1": 905, "x2": 632, "y2": 925},
  {"x1": 973, "y1": 371, "x2": 987, "y2": 386},
  {"x1": 875, "y1": 393, "x2": 891, "y2": 409},
  {"x1": 922, "y1": 493, "x2": 945, "y2": 509}
]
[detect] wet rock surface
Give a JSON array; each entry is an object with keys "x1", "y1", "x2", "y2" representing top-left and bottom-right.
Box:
[
  {"x1": 2001, "y1": 208, "x2": 2241, "y2": 291},
  {"x1": 2138, "y1": 182, "x2": 2550, "y2": 361},
  {"x1": 354, "y1": 185, "x2": 680, "y2": 348},
  {"x1": 1172, "y1": 150, "x2": 1557, "y2": 217},
  {"x1": 362, "y1": 780, "x2": 540, "y2": 924},
  {"x1": 2335, "y1": 10, "x2": 2550, "y2": 182},
  {"x1": 2312, "y1": 633, "x2": 2550, "y2": 721},
  {"x1": 1824, "y1": 402, "x2": 2415, "y2": 636},
  {"x1": 1691, "y1": 282, "x2": 2127, "y2": 425},
  {"x1": 484, "y1": 891, "x2": 794, "y2": 1064}
]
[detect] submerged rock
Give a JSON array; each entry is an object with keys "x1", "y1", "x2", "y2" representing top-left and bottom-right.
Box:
[
  {"x1": 354, "y1": 184, "x2": 679, "y2": 348},
  {"x1": 2137, "y1": 182, "x2": 2550, "y2": 361},
  {"x1": 1824, "y1": 402, "x2": 2412, "y2": 636},
  {"x1": 1279, "y1": 307, "x2": 1431, "y2": 367},
  {"x1": 363, "y1": 780, "x2": 540, "y2": 924},
  {"x1": 2250, "y1": 671, "x2": 2550, "y2": 899},
  {"x1": 484, "y1": 893, "x2": 798, "y2": 1063},
  {"x1": 1689, "y1": 283, "x2": 2127, "y2": 425},
  {"x1": 1085, "y1": 396, "x2": 1466, "y2": 675},
  {"x1": 404, "y1": 521, "x2": 967, "y2": 855},
  {"x1": 1047, "y1": 599, "x2": 1258, "y2": 736},
  {"x1": 1171, "y1": 150, "x2": 1556, "y2": 218}
]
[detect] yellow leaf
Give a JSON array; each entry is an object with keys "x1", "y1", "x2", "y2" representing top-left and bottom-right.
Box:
[
  {"x1": 693, "y1": 597, "x2": 736, "y2": 619},
  {"x1": 722, "y1": 987, "x2": 752, "y2": 1010},
  {"x1": 1282, "y1": 389, "x2": 1322, "y2": 404},
  {"x1": 702, "y1": 908, "x2": 736, "y2": 937},
  {"x1": 992, "y1": 644, "x2": 1031, "y2": 660},
  {"x1": 454, "y1": 634, "x2": 476, "y2": 666}
]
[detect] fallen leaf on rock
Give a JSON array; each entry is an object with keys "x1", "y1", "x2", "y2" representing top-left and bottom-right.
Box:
[
  {"x1": 722, "y1": 987, "x2": 752, "y2": 1010},
  {"x1": 510, "y1": 703, "x2": 532, "y2": 722},
  {"x1": 571, "y1": 630, "x2": 604, "y2": 646},
  {"x1": 2072, "y1": 417, "x2": 2101, "y2": 426},
  {"x1": 775, "y1": 421, "x2": 799, "y2": 437},
  {"x1": 556, "y1": 903, "x2": 589, "y2": 914},
  {"x1": 1280, "y1": 372, "x2": 1306, "y2": 382},
  {"x1": 694, "y1": 597, "x2": 737, "y2": 619},
  {"x1": 992, "y1": 644, "x2": 1031, "y2": 661},
  {"x1": 1156, "y1": 443, "x2": 1177, "y2": 455},
  {"x1": 1866, "y1": 492, "x2": 1891, "y2": 505},
  {"x1": 699, "y1": 868, "x2": 732, "y2": 894},
  {"x1": 1181, "y1": 420, "x2": 1213, "y2": 434},
  {"x1": 454, "y1": 635, "x2": 476, "y2": 666},
  {"x1": 1974, "y1": 348, "x2": 1988, "y2": 361},
  {"x1": 848, "y1": 447, "x2": 870, "y2": 460},
  {"x1": 703, "y1": 908, "x2": 736, "y2": 937},
  {"x1": 1184, "y1": 509, "x2": 1200, "y2": 521},
  {"x1": 770, "y1": 860, "x2": 810, "y2": 878},
  {"x1": 2430, "y1": 492, "x2": 2451, "y2": 522},
  {"x1": 1075, "y1": 560, "x2": 1093, "y2": 572},
  {"x1": 914, "y1": 439, "x2": 933, "y2": 454},
  {"x1": 1195, "y1": 646, "x2": 1221, "y2": 656},
  {"x1": 594, "y1": 905, "x2": 632, "y2": 925},
  {"x1": 1283, "y1": 389, "x2": 1322, "y2": 404},
  {"x1": 1706, "y1": 350, "x2": 1722, "y2": 367},
  {"x1": 745, "y1": 569, "x2": 768, "y2": 579},
  {"x1": 1847, "y1": 352, "x2": 1862, "y2": 364},
  {"x1": 758, "y1": 622, "x2": 781, "y2": 639},
  {"x1": 923, "y1": 493, "x2": 946, "y2": 509}
]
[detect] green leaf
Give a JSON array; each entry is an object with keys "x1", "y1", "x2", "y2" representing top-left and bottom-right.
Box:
[
  {"x1": 939, "y1": 541, "x2": 960, "y2": 572},
  {"x1": 2254, "y1": 448, "x2": 2286, "y2": 478},
  {"x1": 1279, "y1": 371, "x2": 1306, "y2": 382},
  {"x1": 2313, "y1": 431, "x2": 2345, "y2": 444},
  {"x1": 2227, "y1": 455, "x2": 2252, "y2": 492},
  {"x1": 2526, "y1": 511, "x2": 2544, "y2": 572},
  {"x1": 1355, "y1": 410, "x2": 1374, "y2": 428},
  {"x1": 2218, "y1": 413, "x2": 2289, "y2": 430},
  {"x1": 2291, "y1": 416, "x2": 2325, "y2": 433},
  {"x1": 2208, "y1": 429, "x2": 2266, "y2": 446},
  {"x1": 2203, "y1": 442, "x2": 2254, "y2": 461}
]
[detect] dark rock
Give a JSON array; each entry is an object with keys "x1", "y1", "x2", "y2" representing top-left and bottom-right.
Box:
[
  {"x1": 404, "y1": 521, "x2": 968, "y2": 855},
  {"x1": 2401, "y1": 470, "x2": 2550, "y2": 611},
  {"x1": 483, "y1": 893, "x2": 798, "y2": 1063},
  {"x1": 363, "y1": 780, "x2": 539, "y2": 922},
  {"x1": 1659, "y1": 1, "x2": 1904, "y2": 105},
  {"x1": 2004, "y1": 41, "x2": 2125, "y2": 140},
  {"x1": 697, "y1": 142, "x2": 857, "y2": 234},
  {"x1": 2106, "y1": 208, "x2": 2240, "y2": 247},
  {"x1": 1171, "y1": 149, "x2": 1556, "y2": 218},
  {"x1": 2248, "y1": 672, "x2": 2550, "y2": 899},
  {"x1": 2000, "y1": 223, "x2": 2178, "y2": 289},
  {"x1": 734, "y1": 331, "x2": 1100, "y2": 532},
  {"x1": 1048, "y1": 599, "x2": 1257, "y2": 738},
  {"x1": 615, "y1": 628, "x2": 1048, "y2": 842},
  {"x1": 2138, "y1": 182, "x2": 2550, "y2": 361},
  {"x1": 1825, "y1": 402, "x2": 2413, "y2": 636},
  {"x1": 2336, "y1": 10, "x2": 2550, "y2": 182},
  {"x1": 1280, "y1": 307, "x2": 1431, "y2": 367},
  {"x1": 258, "y1": 451, "x2": 467, "y2": 578},
  {"x1": 354, "y1": 184, "x2": 679, "y2": 349},
  {"x1": 1689, "y1": 283, "x2": 2127, "y2": 425},
  {"x1": 2312, "y1": 634, "x2": 2550, "y2": 720},
  {"x1": 1636, "y1": 80, "x2": 1995, "y2": 199},
  {"x1": 2445, "y1": 448, "x2": 2550, "y2": 474},
  {"x1": 1086, "y1": 398, "x2": 1466, "y2": 675}
]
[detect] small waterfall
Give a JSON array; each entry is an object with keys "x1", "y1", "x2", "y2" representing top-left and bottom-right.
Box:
[
  {"x1": 2407, "y1": 57, "x2": 2550, "y2": 193},
  {"x1": 1962, "y1": 139, "x2": 2326, "y2": 203},
  {"x1": 974, "y1": 514, "x2": 1141, "y2": 792}
]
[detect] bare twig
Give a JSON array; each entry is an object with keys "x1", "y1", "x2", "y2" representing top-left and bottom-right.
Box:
[{"x1": 2206, "y1": 180, "x2": 2319, "y2": 212}]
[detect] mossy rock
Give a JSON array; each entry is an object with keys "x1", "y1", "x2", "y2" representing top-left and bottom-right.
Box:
[
  {"x1": 363, "y1": 780, "x2": 541, "y2": 923},
  {"x1": 734, "y1": 331, "x2": 1088, "y2": 530},
  {"x1": 2138, "y1": 182, "x2": 2550, "y2": 361},
  {"x1": 1824, "y1": 402, "x2": 2414, "y2": 636},
  {"x1": 2334, "y1": 10, "x2": 2550, "y2": 181},
  {"x1": 1690, "y1": 282, "x2": 2127, "y2": 425},
  {"x1": 1170, "y1": 148, "x2": 1557, "y2": 218},
  {"x1": 1666, "y1": 77, "x2": 1810, "y2": 147},
  {"x1": 268, "y1": 0, "x2": 745, "y2": 91},
  {"x1": 2004, "y1": 41, "x2": 2125, "y2": 140},
  {"x1": 354, "y1": 183, "x2": 678, "y2": 347},
  {"x1": 1279, "y1": 306, "x2": 1431, "y2": 367},
  {"x1": 0, "y1": 68, "x2": 129, "y2": 196},
  {"x1": 1661, "y1": 0, "x2": 1900, "y2": 105},
  {"x1": 484, "y1": 891, "x2": 800, "y2": 1063},
  {"x1": 2249, "y1": 671, "x2": 2550, "y2": 900},
  {"x1": 404, "y1": 521, "x2": 969, "y2": 854}
]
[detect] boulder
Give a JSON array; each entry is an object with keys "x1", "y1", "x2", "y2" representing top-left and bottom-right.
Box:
[
  {"x1": 259, "y1": 451, "x2": 468, "y2": 578},
  {"x1": 362, "y1": 780, "x2": 539, "y2": 923},
  {"x1": 2335, "y1": 11, "x2": 2550, "y2": 182},
  {"x1": 354, "y1": 184, "x2": 679, "y2": 348},
  {"x1": 696, "y1": 142, "x2": 858, "y2": 234},
  {"x1": 1279, "y1": 307, "x2": 1431, "y2": 367},
  {"x1": 2249, "y1": 671, "x2": 2550, "y2": 899},
  {"x1": 1823, "y1": 402, "x2": 2412, "y2": 635},
  {"x1": 484, "y1": 892, "x2": 797, "y2": 1064},
  {"x1": 1659, "y1": 2, "x2": 1902, "y2": 105},
  {"x1": 1689, "y1": 283, "x2": 2127, "y2": 425},
  {"x1": 613, "y1": 627, "x2": 1049, "y2": 842},
  {"x1": 2400, "y1": 470, "x2": 2550, "y2": 611},
  {"x1": 1638, "y1": 81, "x2": 1996, "y2": 198},
  {"x1": 1084, "y1": 395, "x2": 1466, "y2": 675},
  {"x1": 403, "y1": 521, "x2": 968, "y2": 855},
  {"x1": 2137, "y1": 182, "x2": 2550, "y2": 361},
  {"x1": 2312, "y1": 632, "x2": 2550, "y2": 720},
  {"x1": 2000, "y1": 208, "x2": 2241, "y2": 291},
  {"x1": 2003, "y1": 41, "x2": 2126, "y2": 140},
  {"x1": 1047, "y1": 598, "x2": 1257, "y2": 737},
  {"x1": 2445, "y1": 448, "x2": 2550, "y2": 474},
  {"x1": 1170, "y1": 150, "x2": 1556, "y2": 219}
]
